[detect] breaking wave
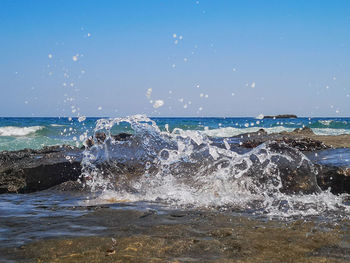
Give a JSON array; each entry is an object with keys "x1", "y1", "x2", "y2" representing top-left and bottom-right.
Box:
[
  {"x1": 50, "y1": 124, "x2": 66, "y2": 127},
  {"x1": 203, "y1": 126, "x2": 294, "y2": 137},
  {"x1": 79, "y1": 115, "x2": 350, "y2": 217},
  {"x1": 313, "y1": 128, "x2": 350, "y2": 136},
  {"x1": 202, "y1": 126, "x2": 350, "y2": 137},
  {"x1": 0, "y1": 126, "x2": 45, "y2": 137}
]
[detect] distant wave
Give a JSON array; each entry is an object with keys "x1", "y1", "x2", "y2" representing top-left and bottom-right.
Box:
[
  {"x1": 315, "y1": 120, "x2": 349, "y2": 129},
  {"x1": 318, "y1": 120, "x2": 333, "y2": 126},
  {"x1": 203, "y1": 126, "x2": 294, "y2": 137},
  {"x1": 0, "y1": 126, "x2": 45, "y2": 137},
  {"x1": 203, "y1": 126, "x2": 350, "y2": 137},
  {"x1": 50, "y1": 124, "x2": 65, "y2": 127},
  {"x1": 313, "y1": 128, "x2": 350, "y2": 136}
]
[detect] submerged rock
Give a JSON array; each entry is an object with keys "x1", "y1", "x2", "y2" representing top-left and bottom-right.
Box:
[
  {"x1": 13, "y1": 209, "x2": 347, "y2": 263},
  {"x1": 49, "y1": 180, "x2": 86, "y2": 192}
]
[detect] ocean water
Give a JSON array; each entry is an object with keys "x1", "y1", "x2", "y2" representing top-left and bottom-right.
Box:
[
  {"x1": 2, "y1": 115, "x2": 350, "y2": 262},
  {"x1": 1, "y1": 116, "x2": 350, "y2": 151}
]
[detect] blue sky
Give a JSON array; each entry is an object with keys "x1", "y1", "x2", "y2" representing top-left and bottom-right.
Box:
[{"x1": 0, "y1": 0, "x2": 350, "y2": 117}]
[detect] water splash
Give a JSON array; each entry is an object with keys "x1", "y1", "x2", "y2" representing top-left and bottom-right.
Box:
[
  {"x1": 80, "y1": 115, "x2": 350, "y2": 217},
  {"x1": 0, "y1": 126, "x2": 44, "y2": 137}
]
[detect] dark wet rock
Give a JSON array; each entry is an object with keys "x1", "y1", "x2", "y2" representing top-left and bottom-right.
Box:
[
  {"x1": 84, "y1": 136, "x2": 94, "y2": 148},
  {"x1": 264, "y1": 114, "x2": 297, "y2": 119},
  {"x1": 0, "y1": 146, "x2": 82, "y2": 194},
  {"x1": 96, "y1": 132, "x2": 132, "y2": 143},
  {"x1": 237, "y1": 129, "x2": 329, "y2": 152},
  {"x1": 241, "y1": 136, "x2": 329, "y2": 152},
  {"x1": 84, "y1": 133, "x2": 133, "y2": 149},
  {"x1": 241, "y1": 140, "x2": 262, "y2": 148},
  {"x1": 292, "y1": 126, "x2": 315, "y2": 135},
  {"x1": 316, "y1": 165, "x2": 350, "y2": 194},
  {"x1": 49, "y1": 180, "x2": 86, "y2": 192},
  {"x1": 0, "y1": 140, "x2": 326, "y2": 195},
  {"x1": 83, "y1": 132, "x2": 107, "y2": 148},
  {"x1": 233, "y1": 125, "x2": 350, "y2": 149},
  {"x1": 0, "y1": 137, "x2": 346, "y2": 196},
  {"x1": 111, "y1": 132, "x2": 132, "y2": 141},
  {"x1": 246, "y1": 141, "x2": 322, "y2": 195},
  {"x1": 257, "y1": 128, "x2": 267, "y2": 134},
  {"x1": 95, "y1": 132, "x2": 107, "y2": 143},
  {"x1": 237, "y1": 128, "x2": 267, "y2": 140},
  {"x1": 280, "y1": 137, "x2": 328, "y2": 151}
]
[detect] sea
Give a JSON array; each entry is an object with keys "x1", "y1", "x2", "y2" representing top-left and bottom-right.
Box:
[
  {"x1": 1, "y1": 116, "x2": 350, "y2": 151},
  {"x1": 2, "y1": 116, "x2": 350, "y2": 261}
]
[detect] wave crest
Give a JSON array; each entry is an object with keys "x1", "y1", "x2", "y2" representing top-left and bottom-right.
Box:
[{"x1": 0, "y1": 126, "x2": 45, "y2": 137}]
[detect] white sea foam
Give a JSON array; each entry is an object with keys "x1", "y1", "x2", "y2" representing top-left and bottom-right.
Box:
[
  {"x1": 256, "y1": 114, "x2": 264, "y2": 119},
  {"x1": 202, "y1": 126, "x2": 350, "y2": 137},
  {"x1": 50, "y1": 124, "x2": 65, "y2": 127},
  {"x1": 0, "y1": 126, "x2": 44, "y2": 137},
  {"x1": 203, "y1": 126, "x2": 294, "y2": 137},
  {"x1": 318, "y1": 120, "x2": 333, "y2": 126},
  {"x1": 313, "y1": 128, "x2": 350, "y2": 136}
]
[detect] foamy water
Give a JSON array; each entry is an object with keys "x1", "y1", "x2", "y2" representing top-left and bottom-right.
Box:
[
  {"x1": 79, "y1": 115, "x2": 350, "y2": 218},
  {"x1": 0, "y1": 126, "x2": 44, "y2": 137},
  {"x1": 203, "y1": 126, "x2": 295, "y2": 137},
  {"x1": 313, "y1": 128, "x2": 350, "y2": 135}
]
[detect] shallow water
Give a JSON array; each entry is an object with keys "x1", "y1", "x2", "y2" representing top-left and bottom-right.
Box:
[
  {"x1": 307, "y1": 148, "x2": 350, "y2": 167},
  {"x1": 0, "y1": 192, "x2": 89, "y2": 248},
  {"x1": 2, "y1": 191, "x2": 350, "y2": 262}
]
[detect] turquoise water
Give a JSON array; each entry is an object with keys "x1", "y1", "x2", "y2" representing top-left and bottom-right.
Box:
[{"x1": 1, "y1": 117, "x2": 350, "y2": 151}]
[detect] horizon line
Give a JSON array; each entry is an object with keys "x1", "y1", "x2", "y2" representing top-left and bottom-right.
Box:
[{"x1": 1, "y1": 116, "x2": 350, "y2": 119}]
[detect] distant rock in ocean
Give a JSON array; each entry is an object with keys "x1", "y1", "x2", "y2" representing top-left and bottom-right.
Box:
[{"x1": 264, "y1": 114, "x2": 297, "y2": 119}]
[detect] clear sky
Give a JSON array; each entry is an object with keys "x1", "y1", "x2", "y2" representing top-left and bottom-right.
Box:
[{"x1": 1, "y1": 0, "x2": 350, "y2": 117}]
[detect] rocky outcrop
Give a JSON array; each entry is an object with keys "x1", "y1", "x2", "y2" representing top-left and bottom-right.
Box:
[
  {"x1": 0, "y1": 146, "x2": 82, "y2": 194},
  {"x1": 0, "y1": 133, "x2": 134, "y2": 194},
  {"x1": 316, "y1": 165, "x2": 350, "y2": 194},
  {"x1": 246, "y1": 141, "x2": 322, "y2": 195},
  {"x1": 264, "y1": 114, "x2": 297, "y2": 119},
  {"x1": 240, "y1": 132, "x2": 329, "y2": 152},
  {"x1": 292, "y1": 126, "x2": 314, "y2": 135},
  {"x1": 112, "y1": 133, "x2": 132, "y2": 141},
  {"x1": 85, "y1": 132, "x2": 132, "y2": 148},
  {"x1": 277, "y1": 137, "x2": 328, "y2": 151},
  {"x1": 0, "y1": 134, "x2": 349, "y2": 196},
  {"x1": 235, "y1": 126, "x2": 350, "y2": 149}
]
